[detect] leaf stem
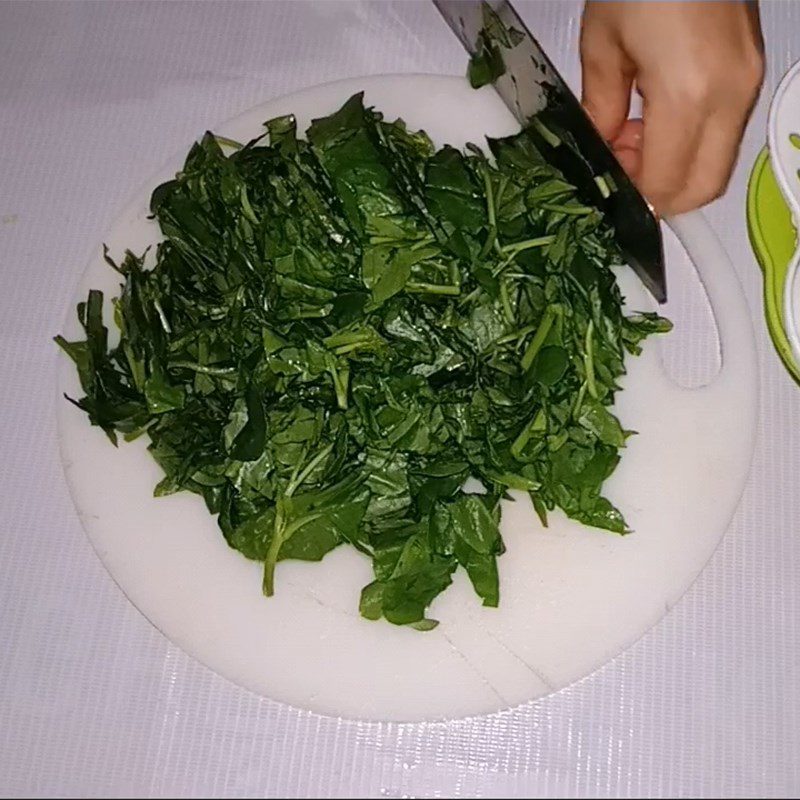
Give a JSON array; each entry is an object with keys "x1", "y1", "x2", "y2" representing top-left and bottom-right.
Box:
[
  {"x1": 153, "y1": 299, "x2": 172, "y2": 334},
  {"x1": 541, "y1": 203, "x2": 594, "y2": 215},
  {"x1": 329, "y1": 363, "x2": 350, "y2": 409},
  {"x1": 287, "y1": 442, "x2": 335, "y2": 497},
  {"x1": 511, "y1": 409, "x2": 545, "y2": 459},
  {"x1": 521, "y1": 305, "x2": 558, "y2": 372},
  {"x1": 169, "y1": 361, "x2": 236, "y2": 376},
  {"x1": 495, "y1": 323, "x2": 538, "y2": 346},
  {"x1": 499, "y1": 278, "x2": 514, "y2": 325},
  {"x1": 480, "y1": 165, "x2": 499, "y2": 260},
  {"x1": 584, "y1": 319, "x2": 598, "y2": 399},
  {"x1": 500, "y1": 235, "x2": 556, "y2": 255},
  {"x1": 262, "y1": 499, "x2": 286, "y2": 597},
  {"x1": 406, "y1": 282, "x2": 460, "y2": 296},
  {"x1": 263, "y1": 441, "x2": 335, "y2": 596}
]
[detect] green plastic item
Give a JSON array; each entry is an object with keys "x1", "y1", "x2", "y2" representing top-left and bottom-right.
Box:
[{"x1": 746, "y1": 145, "x2": 800, "y2": 384}]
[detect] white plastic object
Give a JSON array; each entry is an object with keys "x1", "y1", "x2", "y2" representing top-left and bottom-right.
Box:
[{"x1": 768, "y1": 59, "x2": 800, "y2": 363}]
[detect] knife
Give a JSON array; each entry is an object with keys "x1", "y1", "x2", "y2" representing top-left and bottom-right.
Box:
[{"x1": 433, "y1": 0, "x2": 667, "y2": 304}]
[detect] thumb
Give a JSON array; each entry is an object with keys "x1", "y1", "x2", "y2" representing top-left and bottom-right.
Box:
[
  {"x1": 579, "y1": 25, "x2": 634, "y2": 142},
  {"x1": 611, "y1": 118, "x2": 644, "y2": 179}
]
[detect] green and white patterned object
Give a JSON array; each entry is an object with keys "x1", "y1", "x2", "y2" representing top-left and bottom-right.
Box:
[
  {"x1": 748, "y1": 60, "x2": 800, "y2": 385},
  {"x1": 747, "y1": 147, "x2": 799, "y2": 383}
]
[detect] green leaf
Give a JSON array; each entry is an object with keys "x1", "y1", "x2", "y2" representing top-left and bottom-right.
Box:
[
  {"x1": 467, "y1": 34, "x2": 505, "y2": 88},
  {"x1": 373, "y1": 548, "x2": 456, "y2": 626},
  {"x1": 54, "y1": 336, "x2": 92, "y2": 393},
  {"x1": 577, "y1": 399, "x2": 627, "y2": 448},
  {"x1": 445, "y1": 494, "x2": 500, "y2": 555},
  {"x1": 226, "y1": 506, "x2": 277, "y2": 561},
  {"x1": 230, "y1": 383, "x2": 267, "y2": 461},
  {"x1": 531, "y1": 345, "x2": 569, "y2": 386},
  {"x1": 144, "y1": 366, "x2": 185, "y2": 414},
  {"x1": 457, "y1": 548, "x2": 499, "y2": 607},
  {"x1": 359, "y1": 580, "x2": 384, "y2": 620}
]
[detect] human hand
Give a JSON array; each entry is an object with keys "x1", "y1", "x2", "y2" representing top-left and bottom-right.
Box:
[{"x1": 580, "y1": 0, "x2": 764, "y2": 215}]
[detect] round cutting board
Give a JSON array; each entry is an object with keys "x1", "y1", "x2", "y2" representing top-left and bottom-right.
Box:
[{"x1": 57, "y1": 75, "x2": 757, "y2": 721}]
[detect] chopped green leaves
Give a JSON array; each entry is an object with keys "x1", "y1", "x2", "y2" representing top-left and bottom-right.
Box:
[
  {"x1": 467, "y1": 2, "x2": 525, "y2": 89},
  {"x1": 57, "y1": 91, "x2": 669, "y2": 628}
]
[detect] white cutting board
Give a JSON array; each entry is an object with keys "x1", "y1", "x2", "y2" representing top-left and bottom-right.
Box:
[{"x1": 57, "y1": 75, "x2": 757, "y2": 722}]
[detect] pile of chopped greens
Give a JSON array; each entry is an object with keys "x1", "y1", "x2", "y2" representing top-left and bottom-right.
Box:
[{"x1": 57, "y1": 92, "x2": 670, "y2": 629}]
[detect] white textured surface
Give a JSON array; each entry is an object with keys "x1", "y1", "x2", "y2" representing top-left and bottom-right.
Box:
[{"x1": 0, "y1": 0, "x2": 798, "y2": 796}]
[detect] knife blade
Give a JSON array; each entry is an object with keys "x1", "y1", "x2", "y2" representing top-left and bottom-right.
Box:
[{"x1": 433, "y1": 0, "x2": 667, "y2": 303}]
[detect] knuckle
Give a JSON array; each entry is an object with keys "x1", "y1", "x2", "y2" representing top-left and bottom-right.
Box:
[
  {"x1": 676, "y1": 74, "x2": 714, "y2": 106},
  {"x1": 697, "y1": 183, "x2": 725, "y2": 207},
  {"x1": 581, "y1": 50, "x2": 614, "y2": 81},
  {"x1": 578, "y1": 31, "x2": 603, "y2": 65},
  {"x1": 676, "y1": 182, "x2": 726, "y2": 215},
  {"x1": 671, "y1": 48, "x2": 764, "y2": 108},
  {"x1": 657, "y1": 170, "x2": 689, "y2": 195},
  {"x1": 742, "y1": 49, "x2": 766, "y2": 95},
  {"x1": 644, "y1": 187, "x2": 679, "y2": 215}
]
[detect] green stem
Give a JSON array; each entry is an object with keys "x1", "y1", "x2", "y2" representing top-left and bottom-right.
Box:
[
  {"x1": 169, "y1": 361, "x2": 236, "y2": 376},
  {"x1": 262, "y1": 499, "x2": 286, "y2": 597},
  {"x1": 153, "y1": 299, "x2": 172, "y2": 334},
  {"x1": 483, "y1": 165, "x2": 497, "y2": 231},
  {"x1": 410, "y1": 235, "x2": 436, "y2": 250},
  {"x1": 499, "y1": 279, "x2": 514, "y2": 325},
  {"x1": 573, "y1": 380, "x2": 588, "y2": 418},
  {"x1": 287, "y1": 442, "x2": 335, "y2": 497},
  {"x1": 406, "y1": 282, "x2": 460, "y2": 296},
  {"x1": 521, "y1": 305, "x2": 558, "y2": 372},
  {"x1": 262, "y1": 507, "x2": 323, "y2": 597},
  {"x1": 329, "y1": 364, "x2": 350, "y2": 409},
  {"x1": 493, "y1": 177, "x2": 508, "y2": 256},
  {"x1": 479, "y1": 225, "x2": 498, "y2": 261},
  {"x1": 332, "y1": 342, "x2": 367, "y2": 356},
  {"x1": 479, "y1": 166, "x2": 500, "y2": 260},
  {"x1": 584, "y1": 319, "x2": 598, "y2": 399},
  {"x1": 263, "y1": 441, "x2": 335, "y2": 596},
  {"x1": 511, "y1": 409, "x2": 546, "y2": 459},
  {"x1": 500, "y1": 235, "x2": 556, "y2": 255},
  {"x1": 291, "y1": 308, "x2": 332, "y2": 319},
  {"x1": 240, "y1": 186, "x2": 259, "y2": 225},
  {"x1": 493, "y1": 235, "x2": 556, "y2": 276},
  {"x1": 532, "y1": 118, "x2": 561, "y2": 148},
  {"x1": 541, "y1": 203, "x2": 594, "y2": 215},
  {"x1": 495, "y1": 323, "x2": 538, "y2": 346},
  {"x1": 594, "y1": 175, "x2": 611, "y2": 199},
  {"x1": 458, "y1": 287, "x2": 481, "y2": 308}
]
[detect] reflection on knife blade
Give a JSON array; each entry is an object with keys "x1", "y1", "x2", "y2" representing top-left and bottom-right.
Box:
[{"x1": 434, "y1": 0, "x2": 667, "y2": 304}]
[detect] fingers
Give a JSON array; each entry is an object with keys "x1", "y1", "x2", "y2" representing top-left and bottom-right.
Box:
[
  {"x1": 636, "y1": 93, "x2": 705, "y2": 215},
  {"x1": 578, "y1": 0, "x2": 764, "y2": 216},
  {"x1": 612, "y1": 118, "x2": 643, "y2": 152},
  {"x1": 601, "y1": 90, "x2": 751, "y2": 216},
  {"x1": 660, "y1": 111, "x2": 747, "y2": 215},
  {"x1": 636, "y1": 61, "x2": 762, "y2": 215},
  {"x1": 611, "y1": 118, "x2": 643, "y2": 180},
  {"x1": 579, "y1": 13, "x2": 635, "y2": 142},
  {"x1": 614, "y1": 147, "x2": 640, "y2": 181}
]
